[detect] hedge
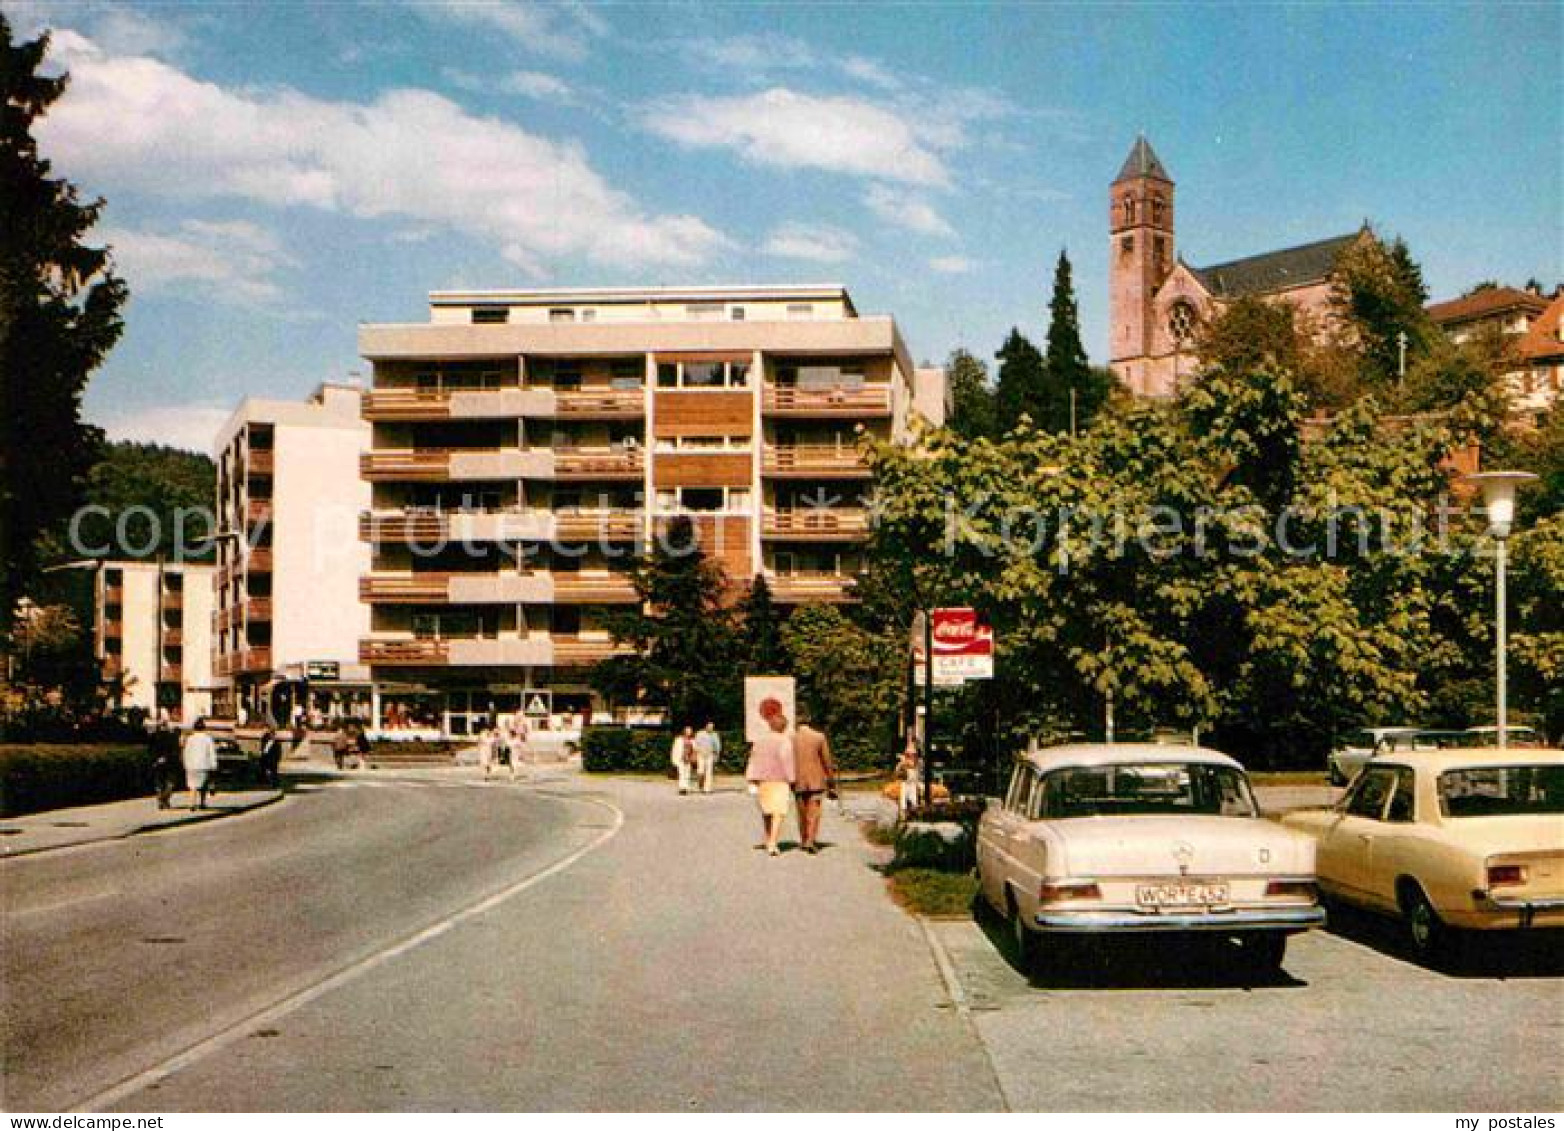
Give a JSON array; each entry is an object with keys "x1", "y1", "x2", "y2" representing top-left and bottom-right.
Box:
[
  {"x1": 580, "y1": 726, "x2": 887, "y2": 774},
  {"x1": 0, "y1": 744, "x2": 156, "y2": 818}
]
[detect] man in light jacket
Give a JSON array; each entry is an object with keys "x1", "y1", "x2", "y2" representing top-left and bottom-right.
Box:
[
  {"x1": 181, "y1": 718, "x2": 219, "y2": 811},
  {"x1": 669, "y1": 725, "x2": 697, "y2": 794},
  {"x1": 791, "y1": 712, "x2": 837, "y2": 854},
  {"x1": 693, "y1": 721, "x2": 722, "y2": 794}
]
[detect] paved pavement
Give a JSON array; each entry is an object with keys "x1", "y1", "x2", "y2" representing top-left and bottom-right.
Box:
[
  {"x1": 3, "y1": 772, "x2": 1001, "y2": 1111},
  {"x1": 0, "y1": 788, "x2": 283, "y2": 857}
]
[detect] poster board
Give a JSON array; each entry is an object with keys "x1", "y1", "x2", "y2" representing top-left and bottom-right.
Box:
[{"x1": 743, "y1": 675, "x2": 796, "y2": 743}]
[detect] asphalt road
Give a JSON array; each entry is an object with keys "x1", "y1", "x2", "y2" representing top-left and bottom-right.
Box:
[{"x1": 3, "y1": 774, "x2": 997, "y2": 1112}]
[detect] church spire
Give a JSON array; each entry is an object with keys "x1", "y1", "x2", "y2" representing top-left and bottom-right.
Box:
[{"x1": 1114, "y1": 134, "x2": 1171, "y2": 183}]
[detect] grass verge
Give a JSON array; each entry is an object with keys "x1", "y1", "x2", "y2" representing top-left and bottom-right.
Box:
[{"x1": 885, "y1": 867, "x2": 979, "y2": 919}]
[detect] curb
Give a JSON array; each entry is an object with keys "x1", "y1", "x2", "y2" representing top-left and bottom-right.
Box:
[{"x1": 1, "y1": 790, "x2": 286, "y2": 860}]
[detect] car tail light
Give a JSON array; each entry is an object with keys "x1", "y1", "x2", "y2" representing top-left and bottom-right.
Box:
[
  {"x1": 1039, "y1": 880, "x2": 1101, "y2": 903},
  {"x1": 1265, "y1": 880, "x2": 1318, "y2": 900},
  {"x1": 1487, "y1": 864, "x2": 1527, "y2": 887}
]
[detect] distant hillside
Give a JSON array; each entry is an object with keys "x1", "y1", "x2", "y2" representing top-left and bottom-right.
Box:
[{"x1": 51, "y1": 441, "x2": 218, "y2": 563}]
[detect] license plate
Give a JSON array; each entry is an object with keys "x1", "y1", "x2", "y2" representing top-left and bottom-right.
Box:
[{"x1": 1136, "y1": 881, "x2": 1230, "y2": 909}]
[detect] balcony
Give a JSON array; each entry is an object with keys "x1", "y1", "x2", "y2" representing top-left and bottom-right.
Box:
[
  {"x1": 551, "y1": 387, "x2": 644, "y2": 419},
  {"x1": 103, "y1": 620, "x2": 123, "y2": 639},
  {"x1": 247, "y1": 499, "x2": 274, "y2": 524},
  {"x1": 248, "y1": 547, "x2": 273, "y2": 571},
  {"x1": 359, "y1": 573, "x2": 452, "y2": 603},
  {"x1": 246, "y1": 597, "x2": 272, "y2": 621},
  {"x1": 102, "y1": 655, "x2": 122, "y2": 678},
  {"x1": 359, "y1": 510, "x2": 451, "y2": 542},
  {"x1": 160, "y1": 663, "x2": 183, "y2": 683},
  {"x1": 551, "y1": 636, "x2": 632, "y2": 665},
  {"x1": 248, "y1": 449, "x2": 274, "y2": 476},
  {"x1": 763, "y1": 384, "x2": 891, "y2": 417},
  {"x1": 767, "y1": 572, "x2": 857, "y2": 603},
  {"x1": 554, "y1": 446, "x2": 644, "y2": 481},
  {"x1": 104, "y1": 585, "x2": 124, "y2": 606},
  {"x1": 762, "y1": 507, "x2": 870, "y2": 540},
  {"x1": 362, "y1": 388, "x2": 455, "y2": 421},
  {"x1": 360, "y1": 637, "x2": 450, "y2": 665},
  {"x1": 161, "y1": 588, "x2": 184, "y2": 610},
  {"x1": 552, "y1": 509, "x2": 643, "y2": 540},
  {"x1": 228, "y1": 646, "x2": 273, "y2": 675},
  {"x1": 762, "y1": 445, "x2": 871, "y2": 478},
  {"x1": 361, "y1": 449, "x2": 453, "y2": 481},
  {"x1": 552, "y1": 573, "x2": 639, "y2": 603},
  {"x1": 358, "y1": 509, "x2": 557, "y2": 543},
  {"x1": 163, "y1": 627, "x2": 184, "y2": 647}
]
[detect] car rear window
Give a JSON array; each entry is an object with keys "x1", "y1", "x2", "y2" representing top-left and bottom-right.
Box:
[
  {"x1": 1438, "y1": 765, "x2": 1564, "y2": 817},
  {"x1": 1037, "y1": 763, "x2": 1258, "y2": 819}
]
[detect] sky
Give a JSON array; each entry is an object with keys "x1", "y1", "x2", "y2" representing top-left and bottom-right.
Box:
[{"x1": 10, "y1": 0, "x2": 1562, "y2": 453}]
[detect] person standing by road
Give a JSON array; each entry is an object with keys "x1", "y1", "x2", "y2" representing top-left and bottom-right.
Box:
[
  {"x1": 258, "y1": 726, "x2": 283, "y2": 787},
  {"x1": 896, "y1": 736, "x2": 922, "y2": 817},
  {"x1": 792, "y1": 714, "x2": 837, "y2": 854},
  {"x1": 506, "y1": 716, "x2": 528, "y2": 781},
  {"x1": 331, "y1": 726, "x2": 351, "y2": 771},
  {"x1": 149, "y1": 719, "x2": 180, "y2": 809},
  {"x1": 478, "y1": 722, "x2": 497, "y2": 779},
  {"x1": 693, "y1": 721, "x2": 722, "y2": 794},
  {"x1": 181, "y1": 718, "x2": 218, "y2": 811},
  {"x1": 670, "y1": 725, "x2": 697, "y2": 795},
  {"x1": 745, "y1": 699, "x2": 796, "y2": 856}
]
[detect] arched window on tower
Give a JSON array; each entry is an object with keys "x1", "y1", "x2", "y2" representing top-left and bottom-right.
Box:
[
  {"x1": 1153, "y1": 196, "x2": 1166, "y2": 225},
  {"x1": 1168, "y1": 300, "x2": 1199, "y2": 347},
  {"x1": 1121, "y1": 197, "x2": 1134, "y2": 226}
]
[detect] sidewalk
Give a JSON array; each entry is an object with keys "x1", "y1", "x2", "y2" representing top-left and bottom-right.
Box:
[{"x1": 0, "y1": 787, "x2": 284, "y2": 858}]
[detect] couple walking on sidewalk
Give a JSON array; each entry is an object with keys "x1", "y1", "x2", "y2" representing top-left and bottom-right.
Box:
[{"x1": 745, "y1": 698, "x2": 837, "y2": 857}]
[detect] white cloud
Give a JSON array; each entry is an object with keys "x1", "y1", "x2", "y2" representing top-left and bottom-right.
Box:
[
  {"x1": 105, "y1": 219, "x2": 297, "y2": 304},
  {"x1": 405, "y1": 0, "x2": 606, "y2": 62},
  {"x1": 929, "y1": 255, "x2": 976, "y2": 275},
  {"x1": 641, "y1": 88, "x2": 949, "y2": 187},
  {"x1": 864, "y1": 184, "x2": 954, "y2": 238},
  {"x1": 762, "y1": 222, "x2": 859, "y2": 264},
  {"x1": 96, "y1": 403, "x2": 233, "y2": 454},
  {"x1": 10, "y1": 1, "x2": 190, "y2": 58},
  {"x1": 839, "y1": 55, "x2": 902, "y2": 91},
  {"x1": 38, "y1": 32, "x2": 732, "y2": 274},
  {"x1": 500, "y1": 70, "x2": 578, "y2": 103},
  {"x1": 675, "y1": 32, "x2": 818, "y2": 71}
]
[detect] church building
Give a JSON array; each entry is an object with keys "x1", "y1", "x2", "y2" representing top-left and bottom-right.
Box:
[{"x1": 1108, "y1": 135, "x2": 1372, "y2": 398}]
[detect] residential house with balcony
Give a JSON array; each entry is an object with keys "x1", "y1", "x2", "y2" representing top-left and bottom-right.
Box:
[
  {"x1": 356, "y1": 284, "x2": 944, "y2": 732},
  {"x1": 96, "y1": 559, "x2": 216, "y2": 722}
]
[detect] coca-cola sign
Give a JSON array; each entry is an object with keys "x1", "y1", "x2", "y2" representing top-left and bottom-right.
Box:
[{"x1": 917, "y1": 607, "x2": 994, "y2": 683}]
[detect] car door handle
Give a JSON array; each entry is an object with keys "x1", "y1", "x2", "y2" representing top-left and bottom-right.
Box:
[{"x1": 1358, "y1": 834, "x2": 1374, "y2": 843}]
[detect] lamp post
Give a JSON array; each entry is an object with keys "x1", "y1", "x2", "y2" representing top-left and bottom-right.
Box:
[{"x1": 1464, "y1": 471, "x2": 1538, "y2": 751}]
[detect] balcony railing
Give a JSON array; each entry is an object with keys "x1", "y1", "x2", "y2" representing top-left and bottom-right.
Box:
[
  {"x1": 551, "y1": 637, "x2": 632, "y2": 664},
  {"x1": 762, "y1": 445, "x2": 870, "y2": 476},
  {"x1": 160, "y1": 663, "x2": 183, "y2": 683},
  {"x1": 104, "y1": 586, "x2": 124, "y2": 606},
  {"x1": 161, "y1": 589, "x2": 184, "y2": 610},
  {"x1": 552, "y1": 388, "x2": 644, "y2": 417},
  {"x1": 362, "y1": 388, "x2": 455, "y2": 420},
  {"x1": 360, "y1": 637, "x2": 450, "y2": 665},
  {"x1": 359, "y1": 573, "x2": 452, "y2": 603},
  {"x1": 247, "y1": 499, "x2": 274, "y2": 524},
  {"x1": 102, "y1": 655, "x2": 122, "y2": 678},
  {"x1": 552, "y1": 574, "x2": 639, "y2": 602},
  {"x1": 248, "y1": 449, "x2": 274, "y2": 476},
  {"x1": 552, "y1": 509, "x2": 643, "y2": 540},
  {"x1": 359, "y1": 510, "x2": 452, "y2": 542},
  {"x1": 217, "y1": 646, "x2": 273, "y2": 675},
  {"x1": 163, "y1": 628, "x2": 184, "y2": 647},
  {"x1": 361, "y1": 449, "x2": 455, "y2": 480},
  {"x1": 762, "y1": 508, "x2": 871, "y2": 539},
  {"x1": 763, "y1": 384, "x2": 892, "y2": 416},
  {"x1": 246, "y1": 597, "x2": 273, "y2": 621},
  {"x1": 103, "y1": 620, "x2": 123, "y2": 639},
  {"x1": 554, "y1": 447, "x2": 644, "y2": 479},
  {"x1": 767, "y1": 572, "x2": 857, "y2": 603}
]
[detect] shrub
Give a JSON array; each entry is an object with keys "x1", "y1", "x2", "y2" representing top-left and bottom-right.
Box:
[
  {"x1": 0, "y1": 744, "x2": 156, "y2": 817},
  {"x1": 581, "y1": 727, "x2": 749, "y2": 774}
]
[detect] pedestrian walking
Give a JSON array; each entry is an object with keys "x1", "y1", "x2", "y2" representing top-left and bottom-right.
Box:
[
  {"x1": 792, "y1": 713, "x2": 837, "y2": 854},
  {"x1": 181, "y1": 718, "x2": 219, "y2": 811},
  {"x1": 478, "y1": 721, "x2": 497, "y2": 778},
  {"x1": 693, "y1": 721, "x2": 722, "y2": 794},
  {"x1": 290, "y1": 720, "x2": 309, "y2": 761},
  {"x1": 506, "y1": 716, "x2": 528, "y2": 780},
  {"x1": 331, "y1": 726, "x2": 351, "y2": 771},
  {"x1": 896, "y1": 736, "x2": 923, "y2": 817},
  {"x1": 149, "y1": 720, "x2": 180, "y2": 809},
  {"x1": 670, "y1": 725, "x2": 698, "y2": 794},
  {"x1": 258, "y1": 726, "x2": 283, "y2": 786},
  {"x1": 745, "y1": 698, "x2": 796, "y2": 856},
  {"x1": 354, "y1": 723, "x2": 372, "y2": 770}
]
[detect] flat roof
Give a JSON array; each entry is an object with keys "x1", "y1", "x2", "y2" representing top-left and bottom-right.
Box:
[
  {"x1": 428, "y1": 283, "x2": 856, "y2": 313},
  {"x1": 1376, "y1": 746, "x2": 1563, "y2": 771}
]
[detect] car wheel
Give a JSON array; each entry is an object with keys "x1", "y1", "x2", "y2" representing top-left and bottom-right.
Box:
[
  {"x1": 1008, "y1": 892, "x2": 1040, "y2": 973},
  {"x1": 1238, "y1": 933, "x2": 1287, "y2": 973},
  {"x1": 1399, "y1": 883, "x2": 1446, "y2": 961}
]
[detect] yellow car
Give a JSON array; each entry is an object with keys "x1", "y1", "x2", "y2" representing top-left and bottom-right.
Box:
[{"x1": 1283, "y1": 747, "x2": 1564, "y2": 959}]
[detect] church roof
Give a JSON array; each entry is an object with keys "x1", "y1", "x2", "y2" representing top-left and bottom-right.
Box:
[
  {"x1": 1190, "y1": 232, "x2": 1362, "y2": 299},
  {"x1": 1114, "y1": 135, "x2": 1171, "y2": 183}
]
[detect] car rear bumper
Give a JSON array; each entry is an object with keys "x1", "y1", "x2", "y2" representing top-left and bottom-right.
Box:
[
  {"x1": 1456, "y1": 894, "x2": 1564, "y2": 930},
  {"x1": 1033, "y1": 905, "x2": 1327, "y2": 934}
]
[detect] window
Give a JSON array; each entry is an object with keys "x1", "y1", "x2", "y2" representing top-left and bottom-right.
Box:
[
  {"x1": 1120, "y1": 235, "x2": 1134, "y2": 258},
  {"x1": 1386, "y1": 767, "x2": 1416, "y2": 823},
  {"x1": 680, "y1": 487, "x2": 724, "y2": 512},
  {"x1": 1168, "y1": 300, "x2": 1199, "y2": 345},
  {"x1": 1345, "y1": 767, "x2": 1397, "y2": 819},
  {"x1": 1036, "y1": 763, "x2": 1259, "y2": 819},
  {"x1": 580, "y1": 309, "x2": 596, "y2": 323},
  {"x1": 609, "y1": 359, "x2": 643, "y2": 388},
  {"x1": 471, "y1": 306, "x2": 509, "y2": 324},
  {"x1": 683, "y1": 361, "x2": 724, "y2": 388},
  {"x1": 1005, "y1": 766, "x2": 1031, "y2": 813},
  {"x1": 1438, "y1": 765, "x2": 1564, "y2": 817},
  {"x1": 730, "y1": 307, "x2": 746, "y2": 321},
  {"x1": 548, "y1": 308, "x2": 575, "y2": 324},
  {"x1": 655, "y1": 360, "x2": 750, "y2": 388},
  {"x1": 786, "y1": 303, "x2": 814, "y2": 319},
  {"x1": 655, "y1": 486, "x2": 749, "y2": 512},
  {"x1": 685, "y1": 303, "x2": 724, "y2": 321}
]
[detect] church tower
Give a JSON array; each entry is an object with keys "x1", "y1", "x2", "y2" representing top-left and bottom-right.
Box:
[{"x1": 1109, "y1": 136, "x2": 1175, "y2": 378}]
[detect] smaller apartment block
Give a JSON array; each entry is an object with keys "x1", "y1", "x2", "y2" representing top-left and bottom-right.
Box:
[
  {"x1": 211, "y1": 384, "x2": 372, "y2": 721},
  {"x1": 356, "y1": 284, "x2": 944, "y2": 732},
  {"x1": 96, "y1": 559, "x2": 215, "y2": 722}
]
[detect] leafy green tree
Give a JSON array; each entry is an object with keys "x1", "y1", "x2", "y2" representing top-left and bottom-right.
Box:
[
  {"x1": 1040, "y1": 250, "x2": 1113, "y2": 434},
  {"x1": 1511, "y1": 513, "x2": 1564, "y2": 743},
  {"x1": 1330, "y1": 231, "x2": 1435, "y2": 385},
  {"x1": 993, "y1": 328, "x2": 1047, "y2": 433},
  {"x1": 1, "y1": 15, "x2": 127, "y2": 641},
  {"x1": 737, "y1": 572, "x2": 786, "y2": 674},
  {"x1": 781, "y1": 603, "x2": 905, "y2": 767},
  {"x1": 944, "y1": 347, "x2": 996, "y2": 440},
  {"x1": 1194, "y1": 295, "x2": 1312, "y2": 393},
  {"x1": 592, "y1": 516, "x2": 741, "y2": 727}
]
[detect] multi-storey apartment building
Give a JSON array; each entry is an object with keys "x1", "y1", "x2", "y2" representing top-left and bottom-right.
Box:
[
  {"x1": 211, "y1": 384, "x2": 372, "y2": 720},
  {"x1": 356, "y1": 284, "x2": 943, "y2": 733},
  {"x1": 96, "y1": 559, "x2": 216, "y2": 722}
]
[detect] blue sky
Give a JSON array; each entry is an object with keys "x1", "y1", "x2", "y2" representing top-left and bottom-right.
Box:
[{"x1": 11, "y1": 0, "x2": 1561, "y2": 452}]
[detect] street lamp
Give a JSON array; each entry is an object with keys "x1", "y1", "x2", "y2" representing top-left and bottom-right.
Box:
[{"x1": 1464, "y1": 470, "x2": 1538, "y2": 751}]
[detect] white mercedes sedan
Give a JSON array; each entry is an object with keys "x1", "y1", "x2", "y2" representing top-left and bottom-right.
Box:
[{"x1": 977, "y1": 743, "x2": 1326, "y2": 972}]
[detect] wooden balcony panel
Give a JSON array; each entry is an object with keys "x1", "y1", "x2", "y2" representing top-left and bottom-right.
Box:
[
  {"x1": 362, "y1": 388, "x2": 455, "y2": 421},
  {"x1": 360, "y1": 449, "x2": 455, "y2": 481},
  {"x1": 105, "y1": 586, "x2": 124, "y2": 605},
  {"x1": 762, "y1": 508, "x2": 870, "y2": 539},
  {"x1": 761, "y1": 445, "x2": 871, "y2": 477},
  {"x1": 359, "y1": 511, "x2": 450, "y2": 542},
  {"x1": 161, "y1": 589, "x2": 185, "y2": 610},
  {"x1": 235, "y1": 647, "x2": 273, "y2": 674},
  {"x1": 552, "y1": 574, "x2": 639, "y2": 603},
  {"x1": 160, "y1": 664, "x2": 183, "y2": 683},
  {"x1": 768, "y1": 574, "x2": 857, "y2": 604},
  {"x1": 247, "y1": 597, "x2": 273, "y2": 620},
  {"x1": 359, "y1": 573, "x2": 453, "y2": 603},
  {"x1": 102, "y1": 656, "x2": 123, "y2": 678},
  {"x1": 552, "y1": 388, "x2": 645, "y2": 418},
  {"x1": 248, "y1": 450, "x2": 274, "y2": 476},
  {"x1": 553, "y1": 448, "x2": 645, "y2": 480},
  {"x1": 551, "y1": 637, "x2": 631, "y2": 664},
  {"x1": 552, "y1": 510, "x2": 643, "y2": 540},
  {"x1": 763, "y1": 385, "x2": 892, "y2": 417},
  {"x1": 360, "y1": 637, "x2": 450, "y2": 665},
  {"x1": 103, "y1": 621, "x2": 123, "y2": 639},
  {"x1": 163, "y1": 628, "x2": 184, "y2": 647},
  {"x1": 246, "y1": 499, "x2": 274, "y2": 524}
]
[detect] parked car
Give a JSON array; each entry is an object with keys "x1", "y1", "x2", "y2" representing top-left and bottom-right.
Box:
[
  {"x1": 212, "y1": 737, "x2": 258, "y2": 786},
  {"x1": 1463, "y1": 725, "x2": 1544, "y2": 748},
  {"x1": 1283, "y1": 747, "x2": 1564, "y2": 960},
  {"x1": 977, "y1": 744, "x2": 1325, "y2": 973},
  {"x1": 1328, "y1": 727, "x2": 1423, "y2": 786}
]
